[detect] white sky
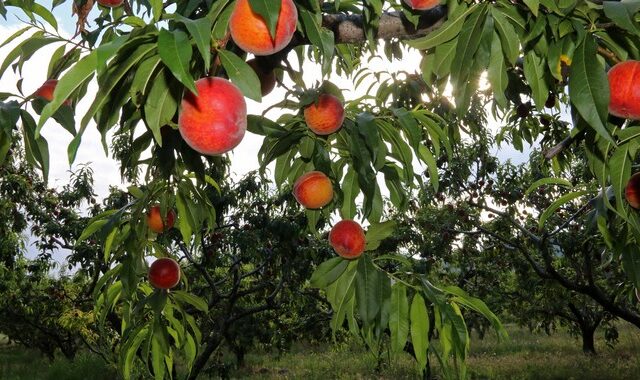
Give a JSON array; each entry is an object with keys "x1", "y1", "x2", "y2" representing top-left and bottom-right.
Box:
[{"x1": 0, "y1": 2, "x2": 531, "y2": 268}]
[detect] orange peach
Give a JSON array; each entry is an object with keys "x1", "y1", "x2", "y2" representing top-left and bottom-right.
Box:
[
  {"x1": 229, "y1": 0, "x2": 298, "y2": 56},
  {"x1": 178, "y1": 77, "x2": 247, "y2": 155},
  {"x1": 293, "y1": 171, "x2": 333, "y2": 209},
  {"x1": 147, "y1": 205, "x2": 176, "y2": 233},
  {"x1": 608, "y1": 60, "x2": 640, "y2": 120},
  {"x1": 625, "y1": 172, "x2": 640, "y2": 209},
  {"x1": 303, "y1": 94, "x2": 345, "y2": 135},
  {"x1": 329, "y1": 220, "x2": 365, "y2": 260},
  {"x1": 403, "y1": 0, "x2": 440, "y2": 10}
]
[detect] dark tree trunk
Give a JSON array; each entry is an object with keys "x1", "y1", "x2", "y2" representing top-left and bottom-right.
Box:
[{"x1": 581, "y1": 324, "x2": 597, "y2": 355}]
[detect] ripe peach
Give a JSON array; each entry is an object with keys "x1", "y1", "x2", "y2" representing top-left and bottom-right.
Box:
[
  {"x1": 303, "y1": 94, "x2": 345, "y2": 135},
  {"x1": 403, "y1": 0, "x2": 440, "y2": 10},
  {"x1": 329, "y1": 220, "x2": 366, "y2": 260},
  {"x1": 147, "y1": 205, "x2": 176, "y2": 233},
  {"x1": 247, "y1": 59, "x2": 277, "y2": 96},
  {"x1": 149, "y1": 257, "x2": 181, "y2": 289},
  {"x1": 229, "y1": 0, "x2": 298, "y2": 56},
  {"x1": 33, "y1": 79, "x2": 71, "y2": 106},
  {"x1": 625, "y1": 172, "x2": 640, "y2": 209},
  {"x1": 293, "y1": 171, "x2": 333, "y2": 209},
  {"x1": 608, "y1": 60, "x2": 640, "y2": 120},
  {"x1": 178, "y1": 77, "x2": 247, "y2": 155},
  {"x1": 97, "y1": 0, "x2": 123, "y2": 7}
]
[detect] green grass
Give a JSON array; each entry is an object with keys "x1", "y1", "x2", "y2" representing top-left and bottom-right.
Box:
[
  {"x1": 0, "y1": 343, "x2": 117, "y2": 380},
  {"x1": 230, "y1": 323, "x2": 640, "y2": 380},
  {"x1": 1, "y1": 324, "x2": 640, "y2": 379}
]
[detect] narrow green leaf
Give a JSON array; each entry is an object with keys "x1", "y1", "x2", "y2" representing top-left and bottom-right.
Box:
[
  {"x1": 175, "y1": 15, "x2": 213, "y2": 71},
  {"x1": 158, "y1": 29, "x2": 197, "y2": 94},
  {"x1": 310, "y1": 257, "x2": 349, "y2": 288},
  {"x1": 365, "y1": 220, "x2": 396, "y2": 251},
  {"x1": 538, "y1": 190, "x2": 591, "y2": 230},
  {"x1": 217, "y1": 49, "x2": 262, "y2": 102},
  {"x1": 407, "y1": 5, "x2": 478, "y2": 50},
  {"x1": 248, "y1": 0, "x2": 281, "y2": 40},
  {"x1": 569, "y1": 35, "x2": 612, "y2": 143},
  {"x1": 410, "y1": 293, "x2": 429, "y2": 370},
  {"x1": 144, "y1": 69, "x2": 179, "y2": 146},
  {"x1": 389, "y1": 283, "x2": 409, "y2": 352}
]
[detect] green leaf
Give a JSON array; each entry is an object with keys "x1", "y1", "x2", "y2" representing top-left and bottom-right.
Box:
[
  {"x1": 144, "y1": 69, "x2": 179, "y2": 145},
  {"x1": 122, "y1": 325, "x2": 150, "y2": 380},
  {"x1": 621, "y1": 245, "x2": 640, "y2": 289},
  {"x1": 525, "y1": 177, "x2": 573, "y2": 196},
  {"x1": 355, "y1": 256, "x2": 383, "y2": 326},
  {"x1": 172, "y1": 291, "x2": 208, "y2": 312},
  {"x1": 365, "y1": 220, "x2": 396, "y2": 251},
  {"x1": 443, "y1": 286, "x2": 508, "y2": 341},
  {"x1": 175, "y1": 15, "x2": 213, "y2": 71},
  {"x1": 248, "y1": 0, "x2": 281, "y2": 40},
  {"x1": 491, "y1": 7, "x2": 520, "y2": 65},
  {"x1": 523, "y1": 50, "x2": 549, "y2": 110},
  {"x1": 523, "y1": 0, "x2": 540, "y2": 16},
  {"x1": 603, "y1": 1, "x2": 640, "y2": 37},
  {"x1": 0, "y1": 26, "x2": 30, "y2": 49},
  {"x1": 328, "y1": 261, "x2": 358, "y2": 334},
  {"x1": 488, "y1": 32, "x2": 508, "y2": 108},
  {"x1": 217, "y1": 49, "x2": 262, "y2": 102},
  {"x1": 569, "y1": 35, "x2": 612, "y2": 143},
  {"x1": 158, "y1": 29, "x2": 197, "y2": 94},
  {"x1": 407, "y1": 4, "x2": 478, "y2": 50},
  {"x1": 310, "y1": 257, "x2": 349, "y2": 288},
  {"x1": 609, "y1": 144, "x2": 632, "y2": 214},
  {"x1": 20, "y1": 110, "x2": 48, "y2": 180},
  {"x1": 389, "y1": 283, "x2": 409, "y2": 353},
  {"x1": 340, "y1": 167, "x2": 358, "y2": 220},
  {"x1": 538, "y1": 190, "x2": 591, "y2": 230},
  {"x1": 410, "y1": 293, "x2": 429, "y2": 370}
]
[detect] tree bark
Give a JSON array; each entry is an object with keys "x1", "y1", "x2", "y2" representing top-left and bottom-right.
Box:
[{"x1": 581, "y1": 324, "x2": 597, "y2": 355}]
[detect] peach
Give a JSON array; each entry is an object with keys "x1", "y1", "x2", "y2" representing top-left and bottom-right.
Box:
[
  {"x1": 329, "y1": 220, "x2": 366, "y2": 260},
  {"x1": 33, "y1": 79, "x2": 71, "y2": 106},
  {"x1": 403, "y1": 0, "x2": 440, "y2": 10},
  {"x1": 247, "y1": 58, "x2": 277, "y2": 96},
  {"x1": 625, "y1": 172, "x2": 640, "y2": 209},
  {"x1": 97, "y1": 0, "x2": 123, "y2": 7},
  {"x1": 147, "y1": 205, "x2": 176, "y2": 233},
  {"x1": 229, "y1": 0, "x2": 298, "y2": 56},
  {"x1": 178, "y1": 77, "x2": 247, "y2": 155},
  {"x1": 149, "y1": 257, "x2": 181, "y2": 289},
  {"x1": 303, "y1": 94, "x2": 345, "y2": 135},
  {"x1": 293, "y1": 171, "x2": 333, "y2": 209},
  {"x1": 608, "y1": 60, "x2": 640, "y2": 120}
]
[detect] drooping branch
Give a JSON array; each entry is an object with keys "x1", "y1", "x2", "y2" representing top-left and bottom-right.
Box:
[
  {"x1": 321, "y1": 7, "x2": 448, "y2": 44},
  {"x1": 256, "y1": 6, "x2": 448, "y2": 69}
]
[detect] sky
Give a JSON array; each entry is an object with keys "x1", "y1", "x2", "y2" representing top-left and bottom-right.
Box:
[{"x1": 0, "y1": 1, "x2": 531, "y2": 269}]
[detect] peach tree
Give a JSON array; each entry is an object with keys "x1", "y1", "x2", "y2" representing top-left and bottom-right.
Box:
[{"x1": 1, "y1": 0, "x2": 640, "y2": 378}]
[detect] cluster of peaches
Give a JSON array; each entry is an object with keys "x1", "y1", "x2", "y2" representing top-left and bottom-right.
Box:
[{"x1": 30, "y1": 0, "x2": 640, "y2": 289}]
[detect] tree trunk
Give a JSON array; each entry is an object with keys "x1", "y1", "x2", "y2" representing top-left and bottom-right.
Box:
[{"x1": 581, "y1": 324, "x2": 597, "y2": 355}]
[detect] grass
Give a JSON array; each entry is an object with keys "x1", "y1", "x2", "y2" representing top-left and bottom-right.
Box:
[
  {"x1": 230, "y1": 323, "x2": 640, "y2": 380},
  {"x1": 0, "y1": 338, "x2": 117, "y2": 380},
  {"x1": 1, "y1": 324, "x2": 640, "y2": 379}
]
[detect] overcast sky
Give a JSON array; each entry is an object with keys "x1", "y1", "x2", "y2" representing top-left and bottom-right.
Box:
[{"x1": 1, "y1": 2, "x2": 530, "y2": 269}]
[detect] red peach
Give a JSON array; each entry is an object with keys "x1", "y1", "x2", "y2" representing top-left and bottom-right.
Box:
[
  {"x1": 625, "y1": 172, "x2": 640, "y2": 209},
  {"x1": 403, "y1": 0, "x2": 440, "y2": 10},
  {"x1": 147, "y1": 205, "x2": 176, "y2": 233},
  {"x1": 149, "y1": 257, "x2": 181, "y2": 289},
  {"x1": 97, "y1": 0, "x2": 124, "y2": 7},
  {"x1": 329, "y1": 220, "x2": 366, "y2": 260},
  {"x1": 178, "y1": 77, "x2": 247, "y2": 155},
  {"x1": 247, "y1": 59, "x2": 277, "y2": 96},
  {"x1": 608, "y1": 60, "x2": 640, "y2": 120},
  {"x1": 303, "y1": 94, "x2": 345, "y2": 135},
  {"x1": 33, "y1": 79, "x2": 71, "y2": 106},
  {"x1": 293, "y1": 171, "x2": 333, "y2": 209},
  {"x1": 229, "y1": 0, "x2": 298, "y2": 56}
]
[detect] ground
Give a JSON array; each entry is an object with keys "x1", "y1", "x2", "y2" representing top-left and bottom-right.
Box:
[{"x1": 1, "y1": 323, "x2": 639, "y2": 379}]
